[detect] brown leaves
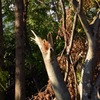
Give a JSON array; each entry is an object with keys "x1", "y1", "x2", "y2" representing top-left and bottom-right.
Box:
[
  {"x1": 71, "y1": 37, "x2": 87, "y2": 62},
  {"x1": 83, "y1": 0, "x2": 95, "y2": 9},
  {"x1": 29, "y1": 81, "x2": 55, "y2": 100},
  {"x1": 43, "y1": 40, "x2": 49, "y2": 51}
]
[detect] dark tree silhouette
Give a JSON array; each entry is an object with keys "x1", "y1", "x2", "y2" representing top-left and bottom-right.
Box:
[{"x1": 14, "y1": 0, "x2": 25, "y2": 100}]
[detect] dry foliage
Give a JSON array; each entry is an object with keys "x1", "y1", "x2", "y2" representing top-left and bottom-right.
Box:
[{"x1": 28, "y1": 81, "x2": 55, "y2": 100}]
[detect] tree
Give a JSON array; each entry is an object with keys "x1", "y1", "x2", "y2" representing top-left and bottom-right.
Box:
[
  {"x1": 0, "y1": 0, "x2": 4, "y2": 98},
  {"x1": 31, "y1": 31, "x2": 71, "y2": 100},
  {"x1": 14, "y1": 0, "x2": 25, "y2": 100},
  {"x1": 0, "y1": 0, "x2": 99, "y2": 99},
  {"x1": 0, "y1": 0, "x2": 4, "y2": 68},
  {"x1": 31, "y1": 0, "x2": 100, "y2": 100},
  {"x1": 71, "y1": 0, "x2": 100, "y2": 99}
]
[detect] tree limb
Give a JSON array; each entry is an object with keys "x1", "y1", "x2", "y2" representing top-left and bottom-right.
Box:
[
  {"x1": 59, "y1": 0, "x2": 67, "y2": 57},
  {"x1": 67, "y1": 13, "x2": 78, "y2": 56},
  {"x1": 31, "y1": 30, "x2": 71, "y2": 100},
  {"x1": 64, "y1": 12, "x2": 78, "y2": 88}
]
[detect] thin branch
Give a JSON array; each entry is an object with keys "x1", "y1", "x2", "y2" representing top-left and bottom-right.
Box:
[
  {"x1": 59, "y1": 0, "x2": 67, "y2": 58},
  {"x1": 64, "y1": 13, "x2": 78, "y2": 82},
  {"x1": 71, "y1": 0, "x2": 93, "y2": 41},
  {"x1": 60, "y1": 0, "x2": 66, "y2": 29},
  {"x1": 64, "y1": 13, "x2": 78, "y2": 100},
  {"x1": 67, "y1": 13, "x2": 78, "y2": 55}
]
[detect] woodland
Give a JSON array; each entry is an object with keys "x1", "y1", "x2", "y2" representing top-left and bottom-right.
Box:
[{"x1": 0, "y1": 0, "x2": 100, "y2": 100}]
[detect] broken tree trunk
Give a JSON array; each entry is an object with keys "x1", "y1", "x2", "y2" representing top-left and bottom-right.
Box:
[{"x1": 31, "y1": 30, "x2": 71, "y2": 100}]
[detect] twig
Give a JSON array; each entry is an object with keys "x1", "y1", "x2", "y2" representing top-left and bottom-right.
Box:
[
  {"x1": 59, "y1": 0, "x2": 67, "y2": 59},
  {"x1": 64, "y1": 12, "x2": 78, "y2": 80}
]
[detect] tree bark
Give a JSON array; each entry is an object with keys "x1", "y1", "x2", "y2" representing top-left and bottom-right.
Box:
[
  {"x1": 31, "y1": 31, "x2": 71, "y2": 100},
  {"x1": 71, "y1": 0, "x2": 100, "y2": 99},
  {"x1": 15, "y1": 0, "x2": 25, "y2": 100},
  {"x1": 91, "y1": 73, "x2": 100, "y2": 100},
  {"x1": 78, "y1": 11, "x2": 96, "y2": 100},
  {"x1": 0, "y1": 0, "x2": 4, "y2": 68}
]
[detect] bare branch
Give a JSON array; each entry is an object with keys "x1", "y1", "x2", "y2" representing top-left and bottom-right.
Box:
[
  {"x1": 59, "y1": 0, "x2": 67, "y2": 57},
  {"x1": 64, "y1": 13, "x2": 78, "y2": 82},
  {"x1": 71, "y1": 0, "x2": 93, "y2": 42},
  {"x1": 67, "y1": 13, "x2": 78, "y2": 55},
  {"x1": 67, "y1": 13, "x2": 78, "y2": 100},
  {"x1": 60, "y1": 0, "x2": 66, "y2": 29},
  {"x1": 31, "y1": 30, "x2": 37, "y2": 39}
]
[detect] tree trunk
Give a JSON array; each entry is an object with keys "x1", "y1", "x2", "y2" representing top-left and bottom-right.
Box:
[
  {"x1": 78, "y1": 10, "x2": 100, "y2": 100},
  {"x1": 78, "y1": 12, "x2": 96, "y2": 100},
  {"x1": 0, "y1": 0, "x2": 4, "y2": 68},
  {"x1": 15, "y1": 0, "x2": 25, "y2": 100},
  {"x1": 71, "y1": 0, "x2": 100, "y2": 99},
  {"x1": 31, "y1": 31, "x2": 71, "y2": 100},
  {"x1": 43, "y1": 50, "x2": 71, "y2": 100}
]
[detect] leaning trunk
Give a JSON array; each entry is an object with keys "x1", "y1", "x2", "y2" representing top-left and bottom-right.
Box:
[
  {"x1": 31, "y1": 31, "x2": 71, "y2": 100},
  {"x1": 43, "y1": 49, "x2": 71, "y2": 100},
  {"x1": 78, "y1": 10, "x2": 98, "y2": 100}
]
